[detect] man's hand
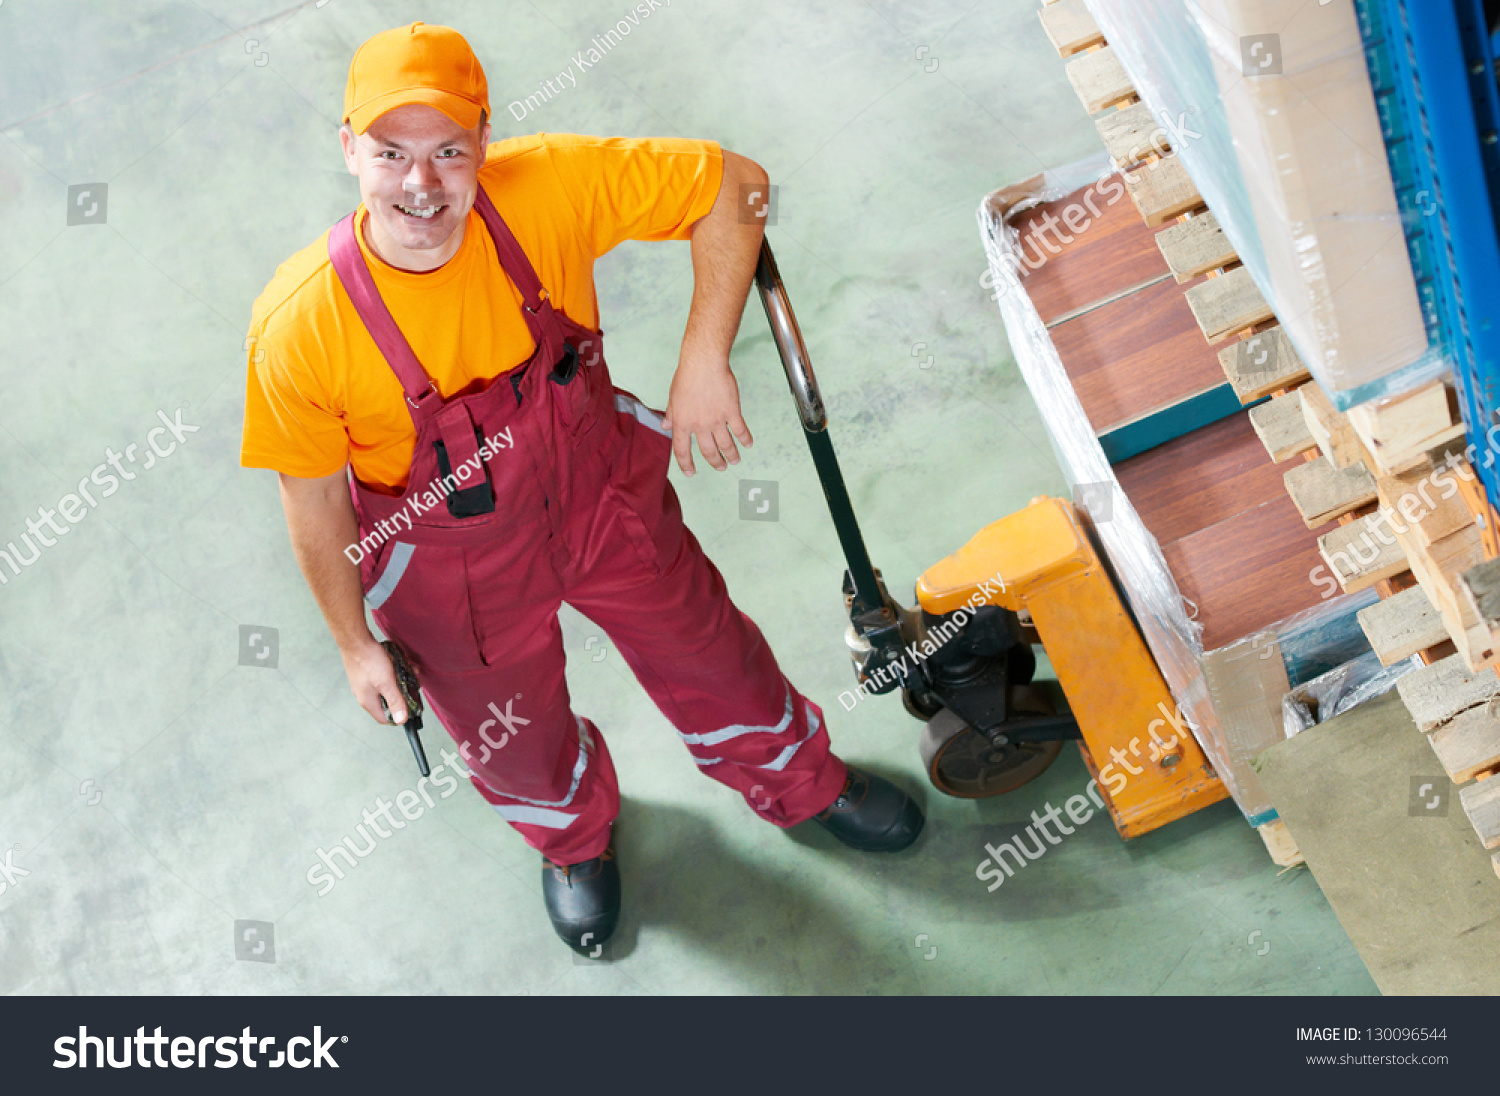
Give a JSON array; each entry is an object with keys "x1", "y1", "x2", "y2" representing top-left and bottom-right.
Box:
[
  {"x1": 661, "y1": 350, "x2": 753, "y2": 475},
  {"x1": 342, "y1": 635, "x2": 408, "y2": 725}
]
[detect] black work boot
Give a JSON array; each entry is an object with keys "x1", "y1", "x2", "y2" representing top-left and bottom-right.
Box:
[
  {"x1": 812, "y1": 765, "x2": 924, "y2": 852},
  {"x1": 541, "y1": 841, "x2": 620, "y2": 957}
]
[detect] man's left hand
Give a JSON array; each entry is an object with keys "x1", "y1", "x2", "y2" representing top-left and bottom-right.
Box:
[{"x1": 661, "y1": 350, "x2": 754, "y2": 476}]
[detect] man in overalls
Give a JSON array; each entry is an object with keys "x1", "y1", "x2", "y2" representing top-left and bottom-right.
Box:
[{"x1": 241, "y1": 23, "x2": 923, "y2": 955}]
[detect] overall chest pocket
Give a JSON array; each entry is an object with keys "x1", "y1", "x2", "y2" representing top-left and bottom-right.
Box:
[{"x1": 552, "y1": 337, "x2": 605, "y2": 441}]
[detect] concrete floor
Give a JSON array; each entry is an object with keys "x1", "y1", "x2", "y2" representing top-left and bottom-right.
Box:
[{"x1": 0, "y1": 0, "x2": 1376, "y2": 994}]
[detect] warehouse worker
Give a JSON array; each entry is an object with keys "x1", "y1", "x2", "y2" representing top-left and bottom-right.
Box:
[{"x1": 240, "y1": 23, "x2": 923, "y2": 954}]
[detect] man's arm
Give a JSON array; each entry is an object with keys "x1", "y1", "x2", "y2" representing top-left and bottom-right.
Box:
[
  {"x1": 660, "y1": 149, "x2": 770, "y2": 476},
  {"x1": 278, "y1": 467, "x2": 405, "y2": 723}
]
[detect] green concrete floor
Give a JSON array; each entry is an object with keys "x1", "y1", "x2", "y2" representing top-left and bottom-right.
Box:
[{"x1": 0, "y1": 0, "x2": 1377, "y2": 994}]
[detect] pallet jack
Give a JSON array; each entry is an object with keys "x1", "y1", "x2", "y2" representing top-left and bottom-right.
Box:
[{"x1": 753, "y1": 241, "x2": 1227, "y2": 838}]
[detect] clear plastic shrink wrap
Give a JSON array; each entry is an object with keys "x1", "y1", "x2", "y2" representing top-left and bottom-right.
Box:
[
  {"x1": 1282, "y1": 650, "x2": 1416, "y2": 738},
  {"x1": 1084, "y1": 0, "x2": 1442, "y2": 408}
]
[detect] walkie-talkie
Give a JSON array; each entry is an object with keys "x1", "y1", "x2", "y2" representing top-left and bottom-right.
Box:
[{"x1": 379, "y1": 639, "x2": 430, "y2": 777}]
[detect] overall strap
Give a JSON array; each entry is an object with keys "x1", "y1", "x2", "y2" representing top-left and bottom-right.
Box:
[
  {"x1": 471, "y1": 183, "x2": 566, "y2": 366},
  {"x1": 326, "y1": 213, "x2": 443, "y2": 420}
]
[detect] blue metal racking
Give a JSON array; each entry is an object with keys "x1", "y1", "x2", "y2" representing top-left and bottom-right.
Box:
[{"x1": 1357, "y1": 0, "x2": 1500, "y2": 512}]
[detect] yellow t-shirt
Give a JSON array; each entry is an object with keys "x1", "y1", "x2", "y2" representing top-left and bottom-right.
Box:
[{"x1": 240, "y1": 133, "x2": 724, "y2": 491}]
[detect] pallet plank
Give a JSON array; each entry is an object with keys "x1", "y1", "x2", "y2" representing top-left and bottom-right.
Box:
[
  {"x1": 1358, "y1": 583, "x2": 1449, "y2": 666},
  {"x1": 1319, "y1": 514, "x2": 1409, "y2": 593},
  {"x1": 1347, "y1": 379, "x2": 1455, "y2": 475},
  {"x1": 1284, "y1": 456, "x2": 1377, "y2": 528},
  {"x1": 1122, "y1": 156, "x2": 1202, "y2": 226},
  {"x1": 1394, "y1": 515, "x2": 1499, "y2": 672},
  {"x1": 1184, "y1": 266, "x2": 1273, "y2": 343},
  {"x1": 1375, "y1": 463, "x2": 1476, "y2": 547},
  {"x1": 1039, "y1": 0, "x2": 1105, "y2": 56},
  {"x1": 1219, "y1": 326, "x2": 1310, "y2": 403},
  {"x1": 1429, "y1": 704, "x2": 1500, "y2": 784},
  {"x1": 1429, "y1": 525, "x2": 1486, "y2": 589},
  {"x1": 1459, "y1": 774, "x2": 1500, "y2": 850},
  {"x1": 1459, "y1": 557, "x2": 1500, "y2": 629},
  {"x1": 1380, "y1": 423, "x2": 1472, "y2": 475},
  {"x1": 1258, "y1": 819, "x2": 1304, "y2": 867},
  {"x1": 1096, "y1": 100, "x2": 1162, "y2": 166},
  {"x1": 1249, "y1": 389, "x2": 1315, "y2": 463},
  {"x1": 1155, "y1": 210, "x2": 1236, "y2": 282},
  {"x1": 1066, "y1": 45, "x2": 1134, "y2": 114},
  {"x1": 1300, "y1": 380, "x2": 1366, "y2": 469},
  {"x1": 1395, "y1": 653, "x2": 1500, "y2": 732}
]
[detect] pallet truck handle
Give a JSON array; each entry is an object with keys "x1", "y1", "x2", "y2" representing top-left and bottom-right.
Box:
[
  {"x1": 753, "y1": 239, "x2": 887, "y2": 620},
  {"x1": 753, "y1": 239, "x2": 826, "y2": 433}
]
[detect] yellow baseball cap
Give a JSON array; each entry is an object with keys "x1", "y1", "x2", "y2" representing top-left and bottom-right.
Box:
[{"x1": 343, "y1": 22, "x2": 489, "y2": 134}]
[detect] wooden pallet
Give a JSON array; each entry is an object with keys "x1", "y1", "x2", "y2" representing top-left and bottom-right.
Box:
[
  {"x1": 1253, "y1": 374, "x2": 1498, "y2": 851},
  {"x1": 1257, "y1": 818, "x2": 1306, "y2": 868},
  {"x1": 1039, "y1": 0, "x2": 1500, "y2": 875},
  {"x1": 1244, "y1": 387, "x2": 1498, "y2": 876},
  {"x1": 1280, "y1": 378, "x2": 1500, "y2": 883}
]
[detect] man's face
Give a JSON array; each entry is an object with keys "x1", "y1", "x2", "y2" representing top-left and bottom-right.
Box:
[{"x1": 340, "y1": 103, "x2": 491, "y2": 271}]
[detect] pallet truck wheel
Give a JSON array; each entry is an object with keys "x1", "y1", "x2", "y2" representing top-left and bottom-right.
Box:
[
  {"x1": 901, "y1": 686, "x2": 944, "y2": 722},
  {"x1": 918, "y1": 685, "x2": 1063, "y2": 799}
]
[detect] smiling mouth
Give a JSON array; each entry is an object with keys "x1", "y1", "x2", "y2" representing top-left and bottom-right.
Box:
[{"x1": 395, "y1": 203, "x2": 445, "y2": 220}]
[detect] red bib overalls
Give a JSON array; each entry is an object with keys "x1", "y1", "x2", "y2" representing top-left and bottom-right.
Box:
[{"x1": 326, "y1": 185, "x2": 847, "y2": 864}]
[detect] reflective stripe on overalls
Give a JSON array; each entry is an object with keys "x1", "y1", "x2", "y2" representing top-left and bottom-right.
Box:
[{"x1": 326, "y1": 184, "x2": 847, "y2": 864}]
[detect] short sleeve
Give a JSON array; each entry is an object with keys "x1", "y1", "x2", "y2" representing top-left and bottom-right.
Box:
[
  {"x1": 240, "y1": 324, "x2": 351, "y2": 479},
  {"x1": 543, "y1": 135, "x2": 724, "y2": 258}
]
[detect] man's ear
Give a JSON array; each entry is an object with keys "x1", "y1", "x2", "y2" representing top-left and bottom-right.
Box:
[{"x1": 339, "y1": 123, "x2": 358, "y2": 175}]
